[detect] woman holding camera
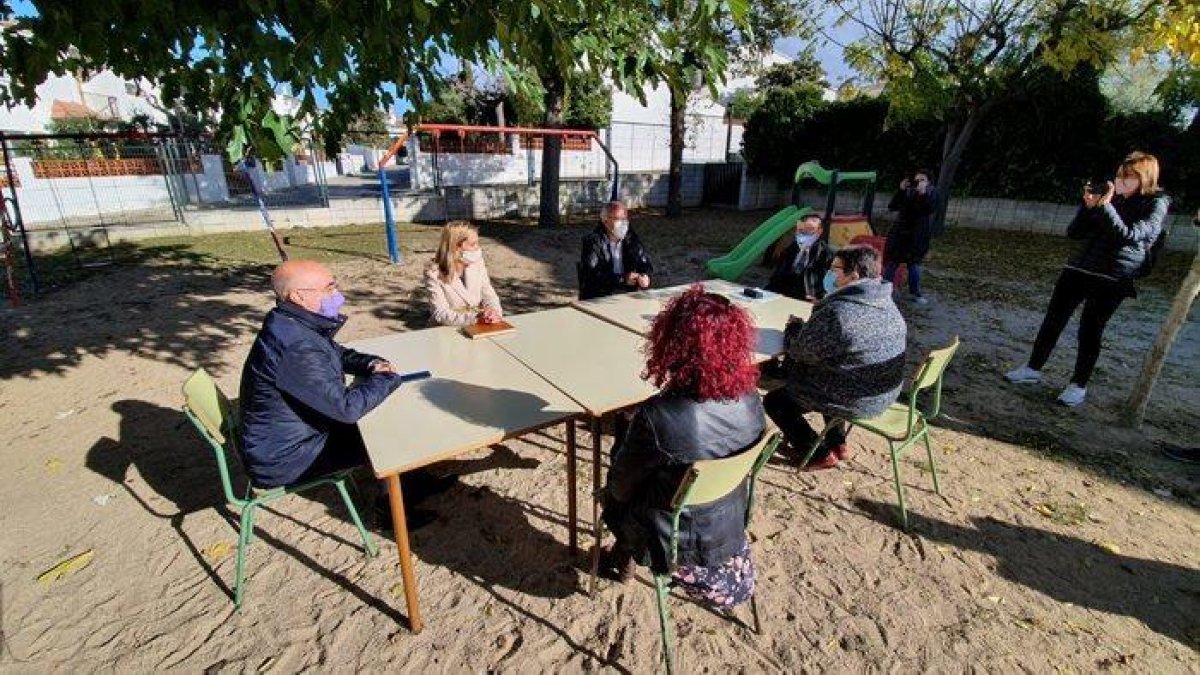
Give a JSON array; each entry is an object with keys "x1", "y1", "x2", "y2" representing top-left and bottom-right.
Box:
[
  {"x1": 884, "y1": 170, "x2": 939, "y2": 304},
  {"x1": 1005, "y1": 151, "x2": 1170, "y2": 407}
]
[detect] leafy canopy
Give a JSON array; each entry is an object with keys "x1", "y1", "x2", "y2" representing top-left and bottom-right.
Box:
[{"x1": 0, "y1": 0, "x2": 656, "y2": 161}]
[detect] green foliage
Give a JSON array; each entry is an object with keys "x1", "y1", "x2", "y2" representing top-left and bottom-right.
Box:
[
  {"x1": 741, "y1": 66, "x2": 1198, "y2": 210},
  {"x1": 725, "y1": 88, "x2": 762, "y2": 120},
  {"x1": 755, "y1": 52, "x2": 827, "y2": 90},
  {"x1": 0, "y1": 0, "x2": 666, "y2": 163},
  {"x1": 344, "y1": 109, "x2": 393, "y2": 148},
  {"x1": 740, "y1": 84, "x2": 825, "y2": 178}
]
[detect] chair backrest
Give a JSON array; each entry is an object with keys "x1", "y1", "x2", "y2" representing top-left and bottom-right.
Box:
[
  {"x1": 670, "y1": 433, "x2": 771, "y2": 509},
  {"x1": 182, "y1": 368, "x2": 244, "y2": 505},
  {"x1": 907, "y1": 336, "x2": 960, "y2": 419},
  {"x1": 665, "y1": 430, "x2": 782, "y2": 567}
]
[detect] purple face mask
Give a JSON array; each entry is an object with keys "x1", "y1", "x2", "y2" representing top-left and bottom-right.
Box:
[{"x1": 318, "y1": 291, "x2": 346, "y2": 318}]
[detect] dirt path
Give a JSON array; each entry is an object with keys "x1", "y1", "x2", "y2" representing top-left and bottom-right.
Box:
[{"x1": 1, "y1": 211, "x2": 1196, "y2": 671}]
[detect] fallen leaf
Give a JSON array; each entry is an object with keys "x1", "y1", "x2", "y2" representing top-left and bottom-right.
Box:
[
  {"x1": 941, "y1": 443, "x2": 958, "y2": 454},
  {"x1": 203, "y1": 542, "x2": 234, "y2": 562},
  {"x1": 91, "y1": 494, "x2": 114, "y2": 506},
  {"x1": 389, "y1": 582, "x2": 406, "y2": 598},
  {"x1": 45, "y1": 458, "x2": 64, "y2": 472},
  {"x1": 1096, "y1": 541, "x2": 1121, "y2": 555},
  {"x1": 986, "y1": 595, "x2": 1001, "y2": 603},
  {"x1": 37, "y1": 549, "x2": 95, "y2": 584},
  {"x1": 55, "y1": 409, "x2": 77, "y2": 420}
]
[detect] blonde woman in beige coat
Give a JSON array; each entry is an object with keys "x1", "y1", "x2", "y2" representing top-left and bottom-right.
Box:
[{"x1": 425, "y1": 221, "x2": 504, "y2": 326}]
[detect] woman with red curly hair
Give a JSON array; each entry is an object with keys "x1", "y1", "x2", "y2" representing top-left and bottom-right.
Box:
[{"x1": 598, "y1": 285, "x2": 767, "y2": 608}]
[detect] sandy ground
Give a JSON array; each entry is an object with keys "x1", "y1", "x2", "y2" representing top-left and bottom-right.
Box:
[{"x1": 0, "y1": 210, "x2": 1197, "y2": 672}]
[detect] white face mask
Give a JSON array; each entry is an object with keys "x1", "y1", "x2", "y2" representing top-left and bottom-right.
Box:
[
  {"x1": 796, "y1": 232, "x2": 819, "y2": 248},
  {"x1": 611, "y1": 219, "x2": 629, "y2": 240},
  {"x1": 460, "y1": 249, "x2": 483, "y2": 265}
]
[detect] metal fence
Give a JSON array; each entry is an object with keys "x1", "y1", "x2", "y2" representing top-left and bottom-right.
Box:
[
  {"x1": 606, "y1": 116, "x2": 742, "y2": 172},
  {"x1": 0, "y1": 131, "x2": 331, "y2": 292}
]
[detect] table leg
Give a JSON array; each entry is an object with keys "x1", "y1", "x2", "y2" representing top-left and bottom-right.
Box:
[
  {"x1": 591, "y1": 416, "x2": 602, "y2": 546},
  {"x1": 386, "y1": 473, "x2": 423, "y2": 634},
  {"x1": 566, "y1": 419, "x2": 578, "y2": 555}
]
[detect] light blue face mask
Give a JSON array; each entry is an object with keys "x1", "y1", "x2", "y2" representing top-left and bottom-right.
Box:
[
  {"x1": 795, "y1": 233, "x2": 819, "y2": 248},
  {"x1": 823, "y1": 270, "x2": 838, "y2": 295}
]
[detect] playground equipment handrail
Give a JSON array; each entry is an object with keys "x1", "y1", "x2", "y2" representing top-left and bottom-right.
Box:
[{"x1": 793, "y1": 160, "x2": 877, "y2": 185}]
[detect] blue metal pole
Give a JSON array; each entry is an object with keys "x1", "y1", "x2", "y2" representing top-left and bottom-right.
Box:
[{"x1": 379, "y1": 166, "x2": 401, "y2": 264}]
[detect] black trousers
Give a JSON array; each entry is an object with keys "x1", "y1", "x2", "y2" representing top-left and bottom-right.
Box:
[
  {"x1": 294, "y1": 423, "x2": 369, "y2": 483},
  {"x1": 764, "y1": 388, "x2": 847, "y2": 462},
  {"x1": 1028, "y1": 268, "x2": 1131, "y2": 387}
]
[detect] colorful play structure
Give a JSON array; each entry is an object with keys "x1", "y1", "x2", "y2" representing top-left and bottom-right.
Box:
[
  {"x1": 705, "y1": 161, "x2": 880, "y2": 282},
  {"x1": 375, "y1": 124, "x2": 621, "y2": 264}
]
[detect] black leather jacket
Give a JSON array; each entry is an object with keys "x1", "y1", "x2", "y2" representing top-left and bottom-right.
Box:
[
  {"x1": 238, "y1": 303, "x2": 401, "y2": 486},
  {"x1": 766, "y1": 238, "x2": 833, "y2": 301},
  {"x1": 578, "y1": 224, "x2": 654, "y2": 300},
  {"x1": 603, "y1": 391, "x2": 765, "y2": 573},
  {"x1": 1065, "y1": 192, "x2": 1170, "y2": 280}
]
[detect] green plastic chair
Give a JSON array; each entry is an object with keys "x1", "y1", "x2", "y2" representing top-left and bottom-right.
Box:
[
  {"x1": 800, "y1": 337, "x2": 961, "y2": 529},
  {"x1": 589, "y1": 430, "x2": 782, "y2": 674},
  {"x1": 181, "y1": 368, "x2": 377, "y2": 610}
]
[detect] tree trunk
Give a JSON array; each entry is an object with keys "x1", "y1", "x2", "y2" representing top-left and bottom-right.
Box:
[
  {"x1": 538, "y1": 75, "x2": 565, "y2": 228},
  {"x1": 1121, "y1": 227, "x2": 1200, "y2": 428},
  {"x1": 667, "y1": 87, "x2": 686, "y2": 218},
  {"x1": 932, "y1": 110, "x2": 985, "y2": 235}
]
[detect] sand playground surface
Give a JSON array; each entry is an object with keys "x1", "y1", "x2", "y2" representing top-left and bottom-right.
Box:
[{"x1": 1, "y1": 210, "x2": 1197, "y2": 671}]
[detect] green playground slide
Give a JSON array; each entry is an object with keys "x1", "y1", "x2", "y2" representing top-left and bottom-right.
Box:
[{"x1": 705, "y1": 205, "x2": 812, "y2": 281}]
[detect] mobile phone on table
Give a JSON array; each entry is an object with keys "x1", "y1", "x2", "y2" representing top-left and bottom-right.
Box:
[{"x1": 400, "y1": 370, "x2": 432, "y2": 383}]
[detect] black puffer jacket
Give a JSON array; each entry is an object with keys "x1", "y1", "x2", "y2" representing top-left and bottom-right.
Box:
[
  {"x1": 885, "y1": 188, "x2": 939, "y2": 263},
  {"x1": 603, "y1": 392, "x2": 765, "y2": 574},
  {"x1": 578, "y1": 224, "x2": 654, "y2": 300},
  {"x1": 766, "y1": 238, "x2": 833, "y2": 301},
  {"x1": 1065, "y1": 192, "x2": 1170, "y2": 280},
  {"x1": 239, "y1": 303, "x2": 401, "y2": 487}
]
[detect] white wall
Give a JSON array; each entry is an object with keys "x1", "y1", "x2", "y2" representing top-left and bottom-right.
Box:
[
  {"x1": 410, "y1": 134, "x2": 610, "y2": 188},
  {"x1": 0, "y1": 71, "x2": 166, "y2": 134}
]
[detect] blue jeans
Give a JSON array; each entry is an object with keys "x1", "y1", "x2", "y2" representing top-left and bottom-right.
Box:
[{"x1": 883, "y1": 262, "x2": 922, "y2": 297}]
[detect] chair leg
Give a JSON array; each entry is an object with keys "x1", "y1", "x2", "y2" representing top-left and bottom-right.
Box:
[
  {"x1": 653, "y1": 574, "x2": 675, "y2": 675},
  {"x1": 243, "y1": 483, "x2": 256, "y2": 544},
  {"x1": 588, "y1": 517, "x2": 606, "y2": 598},
  {"x1": 922, "y1": 430, "x2": 941, "y2": 496},
  {"x1": 799, "y1": 423, "x2": 835, "y2": 473},
  {"x1": 887, "y1": 442, "x2": 909, "y2": 530},
  {"x1": 336, "y1": 478, "x2": 378, "y2": 557},
  {"x1": 234, "y1": 503, "x2": 258, "y2": 610},
  {"x1": 750, "y1": 593, "x2": 762, "y2": 635}
]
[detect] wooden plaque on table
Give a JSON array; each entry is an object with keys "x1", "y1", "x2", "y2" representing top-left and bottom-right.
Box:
[{"x1": 461, "y1": 320, "x2": 516, "y2": 339}]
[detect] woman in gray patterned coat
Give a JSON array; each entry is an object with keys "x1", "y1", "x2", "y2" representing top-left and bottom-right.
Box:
[{"x1": 764, "y1": 245, "x2": 908, "y2": 470}]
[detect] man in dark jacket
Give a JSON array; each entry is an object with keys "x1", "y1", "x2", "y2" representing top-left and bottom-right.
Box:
[
  {"x1": 765, "y1": 245, "x2": 907, "y2": 470},
  {"x1": 766, "y1": 211, "x2": 834, "y2": 301},
  {"x1": 884, "y1": 170, "x2": 939, "y2": 304},
  {"x1": 239, "y1": 259, "x2": 401, "y2": 488},
  {"x1": 578, "y1": 201, "x2": 654, "y2": 300}
]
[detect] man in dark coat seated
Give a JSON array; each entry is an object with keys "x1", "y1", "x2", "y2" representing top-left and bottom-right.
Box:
[
  {"x1": 764, "y1": 245, "x2": 908, "y2": 471},
  {"x1": 766, "y1": 211, "x2": 834, "y2": 302},
  {"x1": 578, "y1": 200, "x2": 654, "y2": 300},
  {"x1": 239, "y1": 259, "x2": 445, "y2": 526}
]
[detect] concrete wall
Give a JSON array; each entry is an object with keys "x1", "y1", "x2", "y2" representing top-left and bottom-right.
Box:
[{"x1": 740, "y1": 182, "x2": 1198, "y2": 252}]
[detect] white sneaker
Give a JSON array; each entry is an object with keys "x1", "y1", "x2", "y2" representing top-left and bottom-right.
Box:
[
  {"x1": 1058, "y1": 384, "x2": 1087, "y2": 407},
  {"x1": 1004, "y1": 365, "x2": 1042, "y2": 384},
  {"x1": 911, "y1": 295, "x2": 930, "y2": 305}
]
